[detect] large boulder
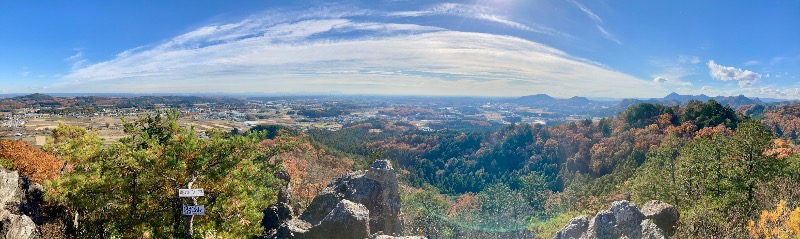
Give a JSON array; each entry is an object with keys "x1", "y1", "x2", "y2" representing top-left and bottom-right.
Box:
[
  {"x1": 264, "y1": 160, "x2": 420, "y2": 239},
  {"x1": 0, "y1": 212, "x2": 37, "y2": 239},
  {"x1": 298, "y1": 159, "x2": 402, "y2": 235},
  {"x1": 553, "y1": 216, "x2": 588, "y2": 239},
  {"x1": 0, "y1": 166, "x2": 41, "y2": 239},
  {"x1": 0, "y1": 168, "x2": 19, "y2": 207},
  {"x1": 369, "y1": 235, "x2": 428, "y2": 239},
  {"x1": 298, "y1": 200, "x2": 370, "y2": 239},
  {"x1": 640, "y1": 220, "x2": 667, "y2": 239},
  {"x1": 641, "y1": 201, "x2": 679, "y2": 237},
  {"x1": 553, "y1": 200, "x2": 677, "y2": 239}
]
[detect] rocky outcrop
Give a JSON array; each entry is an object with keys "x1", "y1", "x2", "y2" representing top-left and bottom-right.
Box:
[
  {"x1": 641, "y1": 201, "x2": 679, "y2": 237},
  {"x1": 553, "y1": 200, "x2": 678, "y2": 239},
  {"x1": 263, "y1": 160, "x2": 419, "y2": 239},
  {"x1": 0, "y1": 166, "x2": 41, "y2": 239},
  {"x1": 553, "y1": 216, "x2": 588, "y2": 239},
  {"x1": 297, "y1": 200, "x2": 370, "y2": 239},
  {"x1": 299, "y1": 159, "x2": 402, "y2": 235},
  {"x1": 369, "y1": 235, "x2": 428, "y2": 239}
]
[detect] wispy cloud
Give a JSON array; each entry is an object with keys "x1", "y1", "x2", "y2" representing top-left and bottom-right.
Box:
[
  {"x1": 743, "y1": 60, "x2": 759, "y2": 66},
  {"x1": 61, "y1": 6, "x2": 662, "y2": 97},
  {"x1": 707, "y1": 60, "x2": 762, "y2": 87},
  {"x1": 678, "y1": 55, "x2": 700, "y2": 64},
  {"x1": 652, "y1": 76, "x2": 692, "y2": 86},
  {"x1": 386, "y1": 3, "x2": 564, "y2": 36},
  {"x1": 65, "y1": 49, "x2": 87, "y2": 70},
  {"x1": 569, "y1": 0, "x2": 620, "y2": 45}
]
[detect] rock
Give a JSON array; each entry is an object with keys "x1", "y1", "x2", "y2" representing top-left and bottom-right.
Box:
[
  {"x1": 640, "y1": 220, "x2": 667, "y2": 239},
  {"x1": 0, "y1": 210, "x2": 38, "y2": 239},
  {"x1": 641, "y1": 201, "x2": 679, "y2": 237},
  {"x1": 297, "y1": 200, "x2": 370, "y2": 239},
  {"x1": 298, "y1": 159, "x2": 402, "y2": 235},
  {"x1": 609, "y1": 200, "x2": 646, "y2": 238},
  {"x1": 584, "y1": 209, "x2": 618, "y2": 239},
  {"x1": 552, "y1": 200, "x2": 676, "y2": 239},
  {"x1": 369, "y1": 235, "x2": 428, "y2": 239},
  {"x1": 261, "y1": 202, "x2": 293, "y2": 235},
  {"x1": 263, "y1": 160, "x2": 421, "y2": 239},
  {"x1": 553, "y1": 216, "x2": 588, "y2": 239},
  {"x1": 0, "y1": 168, "x2": 19, "y2": 207}
]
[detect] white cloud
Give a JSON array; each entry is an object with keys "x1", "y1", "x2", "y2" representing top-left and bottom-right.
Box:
[
  {"x1": 65, "y1": 49, "x2": 87, "y2": 70},
  {"x1": 60, "y1": 8, "x2": 663, "y2": 97},
  {"x1": 569, "y1": 0, "x2": 620, "y2": 45},
  {"x1": 678, "y1": 55, "x2": 700, "y2": 64},
  {"x1": 386, "y1": 3, "x2": 563, "y2": 36},
  {"x1": 707, "y1": 60, "x2": 762, "y2": 87},
  {"x1": 750, "y1": 86, "x2": 800, "y2": 99},
  {"x1": 652, "y1": 76, "x2": 691, "y2": 86},
  {"x1": 743, "y1": 60, "x2": 759, "y2": 66},
  {"x1": 568, "y1": 0, "x2": 603, "y2": 24}
]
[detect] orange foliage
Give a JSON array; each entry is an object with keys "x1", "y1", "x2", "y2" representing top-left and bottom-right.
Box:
[
  {"x1": 694, "y1": 124, "x2": 734, "y2": 139},
  {"x1": 748, "y1": 200, "x2": 800, "y2": 239},
  {"x1": 273, "y1": 137, "x2": 354, "y2": 207},
  {"x1": 448, "y1": 193, "x2": 478, "y2": 217},
  {"x1": 765, "y1": 139, "x2": 800, "y2": 160},
  {"x1": 0, "y1": 140, "x2": 63, "y2": 182}
]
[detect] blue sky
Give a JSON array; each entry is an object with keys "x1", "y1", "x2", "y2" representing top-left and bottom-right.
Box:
[{"x1": 1, "y1": 0, "x2": 798, "y2": 98}]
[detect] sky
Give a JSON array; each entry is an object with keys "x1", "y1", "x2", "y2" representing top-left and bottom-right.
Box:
[{"x1": 1, "y1": 0, "x2": 798, "y2": 99}]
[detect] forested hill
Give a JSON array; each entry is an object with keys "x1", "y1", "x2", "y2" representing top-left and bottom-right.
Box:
[
  {"x1": 2, "y1": 96, "x2": 800, "y2": 238},
  {"x1": 307, "y1": 99, "x2": 800, "y2": 238},
  {"x1": 0, "y1": 93, "x2": 249, "y2": 110}
]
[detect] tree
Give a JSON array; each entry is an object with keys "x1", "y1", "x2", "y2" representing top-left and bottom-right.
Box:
[
  {"x1": 519, "y1": 172, "x2": 550, "y2": 213},
  {"x1": 725, "y1": 120, "x2": 779, "y2": 204},
  {"x1": 748, "y1": 200, "x2": 800, "y2": 239},
  {"x1": 0, "y1": 140, "x2": 62, "y2": 182},
  {"x1": 676, "y1": 134, "x2": 728, "y2": 201},
  {"x1": 631, "y1": 134, "x2": 681, "y2": 207},
  {"x1": 48, "y1": 110, "x2": 292, "y2": 238}
]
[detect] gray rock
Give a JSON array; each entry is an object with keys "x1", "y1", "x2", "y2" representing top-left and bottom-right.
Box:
[
  {"x1": 609, "y1": 200, "x2": 645, "y2": 238},
  {"x1": 298, "y1": 200, "x2": 370, "y2": 239},
  {"x1": 298, "y1": 159, "x2": 402, "y2": 235},
  {"x1": 0, "y1": 166, "x2": 53, "y2": 239},
  {"x1": 265, "y1": 160, "x2": 417, "y2": 239},
  {"x1": 641, "y1": 201, "x2": 679, "y2": 237},
  {"x1": 370, "y1": 235, "x2": 428, "y2": 239},
  {"x1": 0, "y1": 168, "x2": 19, "y2": 207},
  {"x1": 553, "y1": 216, "x2": 588, "y2": 239},
  {"x1": 553, "y1": 200, "x2": 672, "y2": 239},
  {"x1": 0, "y1": 211, "x2": 37, "y2": 239},
  {"x1": 584, "y1": 209, "x2": 617, "y2": 239},
  {"x1": 640, "y1": 220, "x2": 666, "y2": 239}
]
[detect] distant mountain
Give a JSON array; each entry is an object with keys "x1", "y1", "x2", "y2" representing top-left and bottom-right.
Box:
[
  {"x1": 13, "y1": 93, "x2": 55, "y2": 101},
  {"x1": 663, "y1": 92, "x2": 710, "y2": 102},
  {"x1": 566, "y1": 96, "x2": 592, "y2": 105},
  {"x1": 514, "y1": 94, "x2": 558, "y2": 104},
  {"x1": 616, "y1": 93, "x2": 766, "y2": 109},
  {"x1": 505, "y1": 94, "x2": 617, "y2": 117}
]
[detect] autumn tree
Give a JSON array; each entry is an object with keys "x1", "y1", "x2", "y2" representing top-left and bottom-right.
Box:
[
  {"x1": 0, "y1": 140, "x2": 62, "y2": 182},
  {"x1": 48, "y1": 110, "x2": 292, "y2": 238}
]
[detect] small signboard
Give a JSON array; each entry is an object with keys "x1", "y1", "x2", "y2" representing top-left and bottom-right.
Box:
[
  {"x1": 179, "y1": 188, "x2": 204, "y2": 197},
  {"x1": 182, "y1": 205, "x2": 205, "y2": 216}
]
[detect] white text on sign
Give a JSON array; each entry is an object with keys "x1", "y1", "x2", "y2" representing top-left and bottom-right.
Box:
[
  {"x1": 179, "y1": 189, "x2": 204, "y2": 197},
  {"x1": 182, "y1": 205, "x2": 205, "y2": 216}
]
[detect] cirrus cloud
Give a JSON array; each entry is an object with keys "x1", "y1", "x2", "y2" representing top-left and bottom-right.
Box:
[{"x1": 60, "y1": 5, "x2": 664, "y2": 97}]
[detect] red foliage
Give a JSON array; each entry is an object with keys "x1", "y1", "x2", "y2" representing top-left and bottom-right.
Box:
[{"x1": 0, "y1": 140, "x2": 63, "y2": 182}]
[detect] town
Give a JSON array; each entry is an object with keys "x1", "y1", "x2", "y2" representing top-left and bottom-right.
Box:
[{"x1": 0, "y1": 93, "x2": 619, "y2": 146}]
